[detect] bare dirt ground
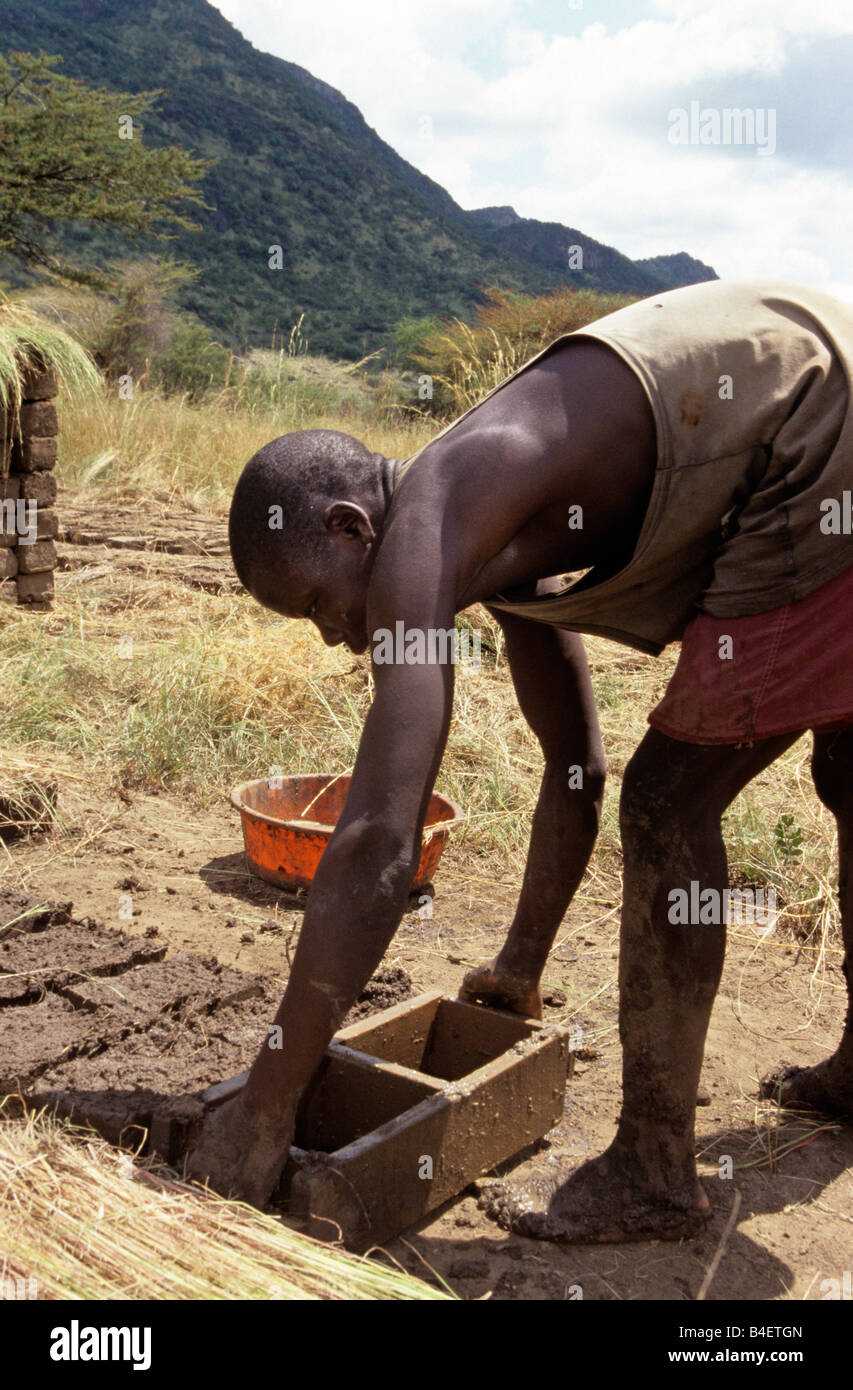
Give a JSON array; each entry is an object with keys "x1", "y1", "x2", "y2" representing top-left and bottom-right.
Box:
[
  {"x1": 6, "y1": 773, "x2": 852, "y2": 1301},
  {"x1": 2, "y1": 493, "x2": 851, "y2": 1301}
]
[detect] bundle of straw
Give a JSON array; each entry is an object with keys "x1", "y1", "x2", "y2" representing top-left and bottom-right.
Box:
[
  {"x1": 0, "y1": 1112, "x2": 451, "y2": 1300},
  {"x1": 0, "y1": 296, "x2": 100, "y2": 417}
]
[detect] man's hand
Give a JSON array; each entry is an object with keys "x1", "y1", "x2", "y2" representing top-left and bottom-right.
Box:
[{"x1": 184, "y1": 1090, "x2": 297, "y2": 1208}]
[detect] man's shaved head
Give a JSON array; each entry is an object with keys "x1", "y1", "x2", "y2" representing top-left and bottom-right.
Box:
[
  {"x1": 228, "y1": 429, "x2": 384, "y2": 595},
  {"x1": 229, "y1": 428, "x2": 396, "y2": 652}
]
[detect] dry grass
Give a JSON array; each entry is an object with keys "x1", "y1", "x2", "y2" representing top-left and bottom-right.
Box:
[
  {"x1": 0, "y1": 297, "x2": 100, "y2": 433},
  {"x1": 404, "y1": 286, "x2": 635, "y2": 415},
  {"x1": 0, "y1": 563, "x2": 542, "y2": 861},
  {"x1": 0, "y1": 554, "x2": 839, "y2": 948},
  {"x1": 56, "y1": 377, "x2": 434, "y2": 512},
  {"x1": 0, "y1": 1109, "x2": 451, "y2": 1300}
]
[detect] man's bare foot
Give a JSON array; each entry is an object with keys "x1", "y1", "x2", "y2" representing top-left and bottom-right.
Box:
[
  {"x1": 476, "y1": 1147, "x2": 711, "y2": 1243},
  {"x1": 459, "y1": 959, "x2": 542, "y2": 1019},
  {"x1": 759, "y1": 1057, "x2": 853, "y2": 1122},
  {"x1": 184, "y1": 1090, "x2": 296, "y2": 1207}
]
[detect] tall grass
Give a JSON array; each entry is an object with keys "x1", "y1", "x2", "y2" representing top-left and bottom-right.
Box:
[
  {"x1": 0, "y1": 578, "x2": 541, "y2": 861},
  {"x1": 57, "y1": 379, "x2": 434, "y2": 510},
  {"x1": 401, "y1": 286, "x2": 636, "y2": 416}
]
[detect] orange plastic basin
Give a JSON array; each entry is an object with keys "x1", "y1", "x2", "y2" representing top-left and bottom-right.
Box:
[{"x1": 231, "y1": 774, "x2": 464, "y2": 893}]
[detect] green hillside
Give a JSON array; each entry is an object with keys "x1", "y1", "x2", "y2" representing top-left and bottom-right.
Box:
[
  {"x1": 466, "y1": 207, "x2": 706, "y2": 297},
  {"x1": 0, "y1": 0, "x2": 716, "y2": 357}
]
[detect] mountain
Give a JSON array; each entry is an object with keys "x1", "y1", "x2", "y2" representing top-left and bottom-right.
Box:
[
  {"x1": 634, "y1": 252, "x2": 718, "y2": 288},
  {"x1": 465, "y1": 206, "x2": 696, "y2": 297},
  {"x1": 0, "y1": 0, "x2": 717, "y2": 357}
]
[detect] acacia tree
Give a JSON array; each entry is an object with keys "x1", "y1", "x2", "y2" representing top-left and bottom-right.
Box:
[{"x1": 0, "y1": 51, "x2": 207, "y2": 280}]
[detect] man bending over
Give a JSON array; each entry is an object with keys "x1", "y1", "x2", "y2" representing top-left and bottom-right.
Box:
[{"x1": 188, "y1": 280, "x2": 853, "y2": 1243}]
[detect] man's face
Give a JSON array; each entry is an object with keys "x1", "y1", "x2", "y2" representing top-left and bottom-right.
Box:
[{"x1": 250, "y1": 534, "x2": 372, "y2": 654}]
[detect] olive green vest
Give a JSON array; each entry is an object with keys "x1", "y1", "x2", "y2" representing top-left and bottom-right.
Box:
[{"x1": 398, "y1": 281, "x2": 853, "y2": 654}]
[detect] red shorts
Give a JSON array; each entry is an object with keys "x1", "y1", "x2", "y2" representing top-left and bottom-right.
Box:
[{"x1": 649, "y1": 563, "x2": 853, "y2": 745}]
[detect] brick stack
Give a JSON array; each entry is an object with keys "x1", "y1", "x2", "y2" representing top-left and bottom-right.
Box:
[{"x1": 1, "y1": 361, "x2": 59, "y2": 610}]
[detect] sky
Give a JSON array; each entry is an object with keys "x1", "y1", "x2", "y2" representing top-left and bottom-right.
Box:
[{"x1": 212, "y1": 0, "x2": 853, "y2": 301}]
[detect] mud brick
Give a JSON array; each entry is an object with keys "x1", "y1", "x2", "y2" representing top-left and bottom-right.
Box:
[
  {"x1": 28, "y1": 1085, "x2": 161, "y2": 1150},
  {"x1": 28, "y1": 999, "x2": 265, "y2": 1154},
  {"x1": 0, "y1": 549, "x2": 18, "y2": 579},
  {"x1": 0, "y1": 921, "x2": 166, "y2": 1006},
  {"x1": 0, "y1": 893, "x2": 72, "y2": 936},
  {"x1": 16, "y1": 539, "x2": 55, "y2": 574},
  {"x1": 30, "y1": 1078, "x2": 204, "y2": 1153},
  {"x1": 19, "y1": 402, "x2": 58, "y2": 437},
  {"x1": 11, "y1": 437, "x2": 58, "y2": 473},
  {"x1": 16, "y1": 571, "x2": 54, "y2": 605},
  {"x1": 11, "y1": 504, "x2": 57, "y2": 543},
  {"x1": 20, "y1": 365, "x2": 57, "y2": 401},
  {"x1": 33, "y1": 507, "x2": 58, "y2": 540},
  {"x1": 0, "y1": 972, "x2": 47, "y2": 1005},
  {"x1": 0, "y1": 994, "x2": 106, "y2": 1092},
  {"x1": 57, "y1": 953, "x2": 264, "y2": 1024},
  {"x1": 0, "y1": 474, "x2": 20, "y2": 502},
  {"x1": 19, "y1": 471, "x2": 57, "y2": 506},
  {"x1": 0, "y1": 579, "x2": 16, "y2": 603}
]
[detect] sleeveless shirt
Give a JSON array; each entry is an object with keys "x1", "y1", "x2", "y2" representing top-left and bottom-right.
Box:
[{"x1": 396, "y1": 281, "x2": 853, "y2": 655}]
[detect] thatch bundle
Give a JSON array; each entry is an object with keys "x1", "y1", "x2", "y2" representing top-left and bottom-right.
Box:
[{"x1": 0, "y1": 1112, "x2": 451, "y2": 1300}]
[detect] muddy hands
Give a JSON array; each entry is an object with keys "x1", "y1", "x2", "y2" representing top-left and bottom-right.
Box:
[{"x1": 184, "y1": 1090, "x2": 296, "y2": 1208}]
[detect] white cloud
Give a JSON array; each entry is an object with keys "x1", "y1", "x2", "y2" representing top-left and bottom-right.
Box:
[{"x1": 212, "y1": 1, "x2": 853, "y2": 299}]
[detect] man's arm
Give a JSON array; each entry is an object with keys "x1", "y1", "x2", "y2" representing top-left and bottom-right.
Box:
[
  {"x1": 461, "y1": 585, "x2": 605, "y2": 1016},
  {"x1": 186, "y1": 641, "x2": 455, "y2": 1203},
  {"x1": 242, "y1": 658, "x2": 454, "y2": 1111},
  {"x1": 237, "y1": 508, "x2": 459, "y2": 1122}
]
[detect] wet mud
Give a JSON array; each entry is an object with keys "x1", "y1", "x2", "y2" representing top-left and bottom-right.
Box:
[{"x1": 1, "y1": 892, "x2": 411, "y2": 1159}]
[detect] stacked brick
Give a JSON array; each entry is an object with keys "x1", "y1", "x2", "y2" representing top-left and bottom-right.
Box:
[{"x1": 0, "y1": 362, "x2": 59, "y2": 610}]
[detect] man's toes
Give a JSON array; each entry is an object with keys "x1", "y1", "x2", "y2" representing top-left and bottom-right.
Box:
[
  {"x1": 474, "y1": 1178, "x2": 508, "y2": 1213},
  {"x1": 474, "y1": 1179, "x2": 522, "y2": 1228},
  {"x1": 759, "y1": 1063, "x2": 801, "y2": 1100}
]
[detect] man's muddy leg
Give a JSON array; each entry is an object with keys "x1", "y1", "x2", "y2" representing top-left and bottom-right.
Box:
[
  {"x1": 481, "y1": 727, "x2": 799, "y2": 1242},
  {"x1": 460, "y1": 760, "x2": 604, "y2": 1017},
  {"x1": 761, "y1": 730, "x2": 853, "y2": 1119},
  {"x1": 461, "y1": 624, "x2": 606, "y2": 1018}
]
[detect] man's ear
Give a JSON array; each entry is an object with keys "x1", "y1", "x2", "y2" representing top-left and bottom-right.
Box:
[{"x1": 323, "y1": 501, "x2": 375, "y2": 546}]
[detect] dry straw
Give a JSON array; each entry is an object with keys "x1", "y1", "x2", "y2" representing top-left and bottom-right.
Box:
[
  {"x1": 0, "y1": 1110, "x2": 451, "y2": 1301},
  {"x1": 0, "y1": 296, "x2": 100, "y2": 419}
]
